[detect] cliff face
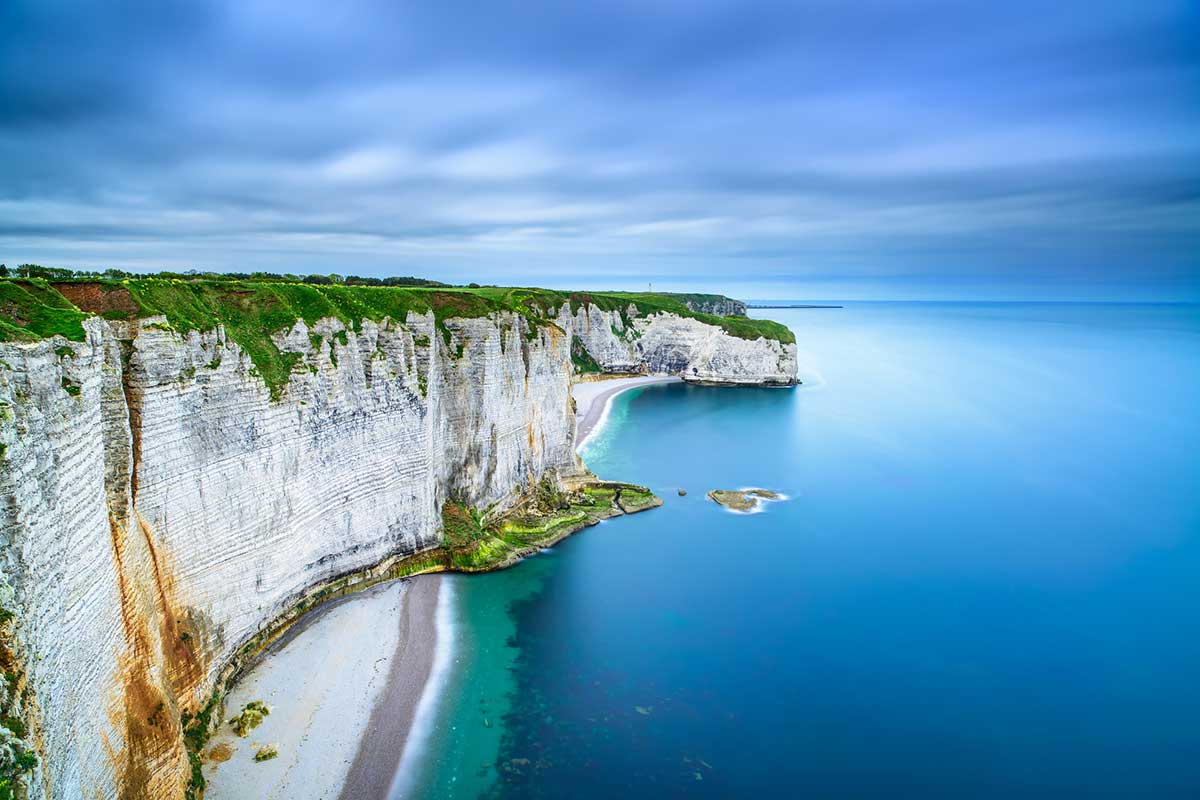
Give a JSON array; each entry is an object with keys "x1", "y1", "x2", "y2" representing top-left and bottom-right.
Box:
[
  {"x1": 563, "y1": 305, "x2": 797, "y2": 385},
  {"x1": 0, "y1": 296, "x2": 794, "y2": 800}
]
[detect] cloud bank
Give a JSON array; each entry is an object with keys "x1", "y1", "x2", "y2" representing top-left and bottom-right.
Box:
[{"x1": 1, "y1": 0, "x2": 1197, "y2": 298}]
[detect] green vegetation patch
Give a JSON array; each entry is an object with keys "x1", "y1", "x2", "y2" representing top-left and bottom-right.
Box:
[
  {"x1": 253, "y1": 745, "x2": 279, "y2": 762},
  {"x1": 0, "y1": 273, "x2": 791, "y2": 400},
  {"x1": 229, "y1": 700, "x2": 271, "y2": 737},
  {"x1": 441, "y1": 500, "x2": 489, "y2": 551},
  {"x1": 617, "y1": 487, "x2": 656, "y2": 510},
  {"x1": 584, "y1": 291, "x2": 794, "y2": 345},
  {"x1": 500, "y1": 510, "x2": 590, "y2": 538},
  {"x1": 441, "y1": 477, "x2": 662, "y2": 571},
  {"x1": 180, "y1": 690, "x2": 220, "y2": 800},
  {"x1": 106, "y1": 281, "x2": 555, "y2": 397},
  {"x1": 571, "y1": 338, "x2": 602, "y2": 374},
  {"x1": 0, "y1": 280, "x2": 89, "y2": 342}
]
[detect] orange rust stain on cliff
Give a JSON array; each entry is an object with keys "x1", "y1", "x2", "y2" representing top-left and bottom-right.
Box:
[
  {"x1": 136, "y1": 514, "x2": 206, "y2": 706},
  {"x1": 105, "y1": 513, "x2": 191, "y2": 800}
]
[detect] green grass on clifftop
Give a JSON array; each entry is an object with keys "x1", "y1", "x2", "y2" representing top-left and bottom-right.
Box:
[
  {"x1": 0, "y1": 279, "x2": 90, "y2": 342},
  {"x1": 560, "y1": 290, "x2": 795, "y2": 346},
  {"x1": 0, "y1": 275, "x2": 793, "y2": 398}
]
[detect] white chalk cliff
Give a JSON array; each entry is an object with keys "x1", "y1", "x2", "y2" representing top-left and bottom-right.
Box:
[
  {"x1": 562, "y1": 304, "x2": 796, "y2": 385},
  {"x1": 0, "y1": 300, "x2": 796, "y2": 799}
]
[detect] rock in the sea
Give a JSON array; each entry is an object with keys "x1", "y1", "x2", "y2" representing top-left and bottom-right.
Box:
[
  {"x1": 677, "y1": 488, "x2": 688, "y2": 496},
  {"x1": 707, "y1": 488, "x2": 782, "y2": 512}
]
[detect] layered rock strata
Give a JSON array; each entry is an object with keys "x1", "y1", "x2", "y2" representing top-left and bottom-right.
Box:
[
  {"x1": 561, "y1": 305, "x2": 797, "y2": 385},
  {"x1": 0, "y1": 301, "x2": 794, "y2": 799}
]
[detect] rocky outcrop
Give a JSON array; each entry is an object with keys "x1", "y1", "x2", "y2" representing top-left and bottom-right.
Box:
[
  {"x1": 562, "y1": 305, "x2": 797, "y2": 385},
  {"x1": 0, "y1": 300, "x2": 795, "y2": 799}
]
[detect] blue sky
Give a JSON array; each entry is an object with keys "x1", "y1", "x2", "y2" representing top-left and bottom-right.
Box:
[{"x1": 1, "y1": 0, "x2": 1197, "y2": 299}]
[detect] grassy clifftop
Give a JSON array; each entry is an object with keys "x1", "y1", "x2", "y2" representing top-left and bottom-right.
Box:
[{"x1": 0, "y1": 276, "x2": 794, "y2": 397}]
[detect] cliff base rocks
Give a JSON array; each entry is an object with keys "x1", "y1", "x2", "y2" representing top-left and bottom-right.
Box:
[{"x1": 444, "y1": 478, "x2": 661, "y2": 571}]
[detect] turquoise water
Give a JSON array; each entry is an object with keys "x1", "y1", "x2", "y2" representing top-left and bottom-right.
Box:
[{"x1": 413, "y1": 303, "x2": 1200, "y2": 798}]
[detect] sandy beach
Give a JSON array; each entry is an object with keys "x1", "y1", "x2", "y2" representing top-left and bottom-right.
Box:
[
  {"x1": 203, "y1": 575, "x2": 441, "y2": 800},
  {"x1": 574, "y1": 375, "x2": 680, "y2": 450},
  {"x1": 339, "y1": 575, "x2": 440, "y2": 800}
]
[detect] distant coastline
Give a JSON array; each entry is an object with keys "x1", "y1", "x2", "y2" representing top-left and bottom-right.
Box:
[{"x1": 745, "y1": 304, "x2": 844, "y2": 309}]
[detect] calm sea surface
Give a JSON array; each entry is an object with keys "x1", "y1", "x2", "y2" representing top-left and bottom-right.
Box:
[{"x1": 411, "y1": 303, "x2": 1200, "y2": 798}]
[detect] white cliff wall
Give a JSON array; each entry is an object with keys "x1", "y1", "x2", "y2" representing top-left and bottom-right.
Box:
[
  {"x1": 0, "y1": 310, "x2": 581, "y2": 800},
  {"x1": 562, "y1": 304, "x2": 798, "y2": 385},
  {"x1": 0, "y1": 302, "x2": 793, "y2": 800},
  {"x1": 126, "y1": 312, "x2": 441, "y2": 699},
  {"x1": 0, "y1": 319, "x2": 131, "y2": 800},
  {"x1": 433, "y1": 316, "x2": 578, "y2": 510}
]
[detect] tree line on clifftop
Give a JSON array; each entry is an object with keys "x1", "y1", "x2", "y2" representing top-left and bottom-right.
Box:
[{"x1": 0, "y1": 263, "x2": 449, "y2": 288}]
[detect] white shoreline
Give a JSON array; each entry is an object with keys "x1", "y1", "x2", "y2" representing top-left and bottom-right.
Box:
[
  {"x1": 388, "y1": 575, "x2": 456, "y2": 799},
  {"x1": 573, "y1": 375, "x2": 680, "y2": 452}
]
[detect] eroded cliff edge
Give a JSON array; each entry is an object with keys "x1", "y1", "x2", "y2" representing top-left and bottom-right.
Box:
[{"x1": 0, "y1": 280, "x2": 796, "y2": 799}]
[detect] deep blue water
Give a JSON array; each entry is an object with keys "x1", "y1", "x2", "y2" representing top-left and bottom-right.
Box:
[{"x1": 415, "y1": 303, "x2": 1200, "y2": 798}]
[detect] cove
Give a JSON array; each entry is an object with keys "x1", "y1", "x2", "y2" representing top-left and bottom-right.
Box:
[{"x1": 412, "y1": 302, "x2": 1200, "y2": 798}]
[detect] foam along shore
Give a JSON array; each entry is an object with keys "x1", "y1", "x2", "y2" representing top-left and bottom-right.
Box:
[
  {"x1": 203, "y1": 577, "x2": 441, "y2": 800},
  {"x1": 573, "y1": 375, "x2": 682, "y2": 450}
]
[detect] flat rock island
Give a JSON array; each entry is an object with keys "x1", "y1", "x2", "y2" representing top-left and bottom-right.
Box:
[{"x1": 707, "y1": 488, "x2": 784, "y2": 513}]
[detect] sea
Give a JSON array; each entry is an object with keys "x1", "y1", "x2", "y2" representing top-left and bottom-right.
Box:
[{"x1": 408, "y1": 302, "x2": 1200, "y2": 798}]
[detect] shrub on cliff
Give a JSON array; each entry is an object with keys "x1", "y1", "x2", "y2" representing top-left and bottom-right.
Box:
[{"x1": 441, "y1": 501, "x2": 488, "y2": 550}]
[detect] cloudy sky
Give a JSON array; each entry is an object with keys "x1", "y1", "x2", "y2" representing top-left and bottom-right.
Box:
[{"x1": 1, "y1": 0, "x2": 1197, "y2": 299}]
